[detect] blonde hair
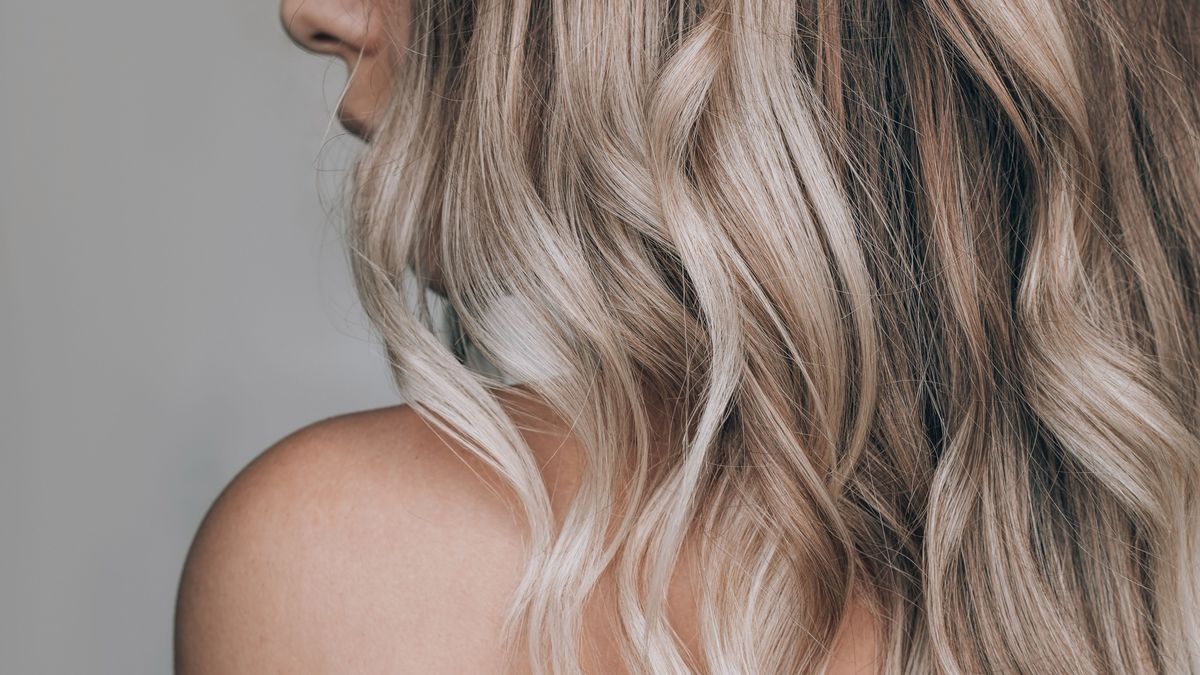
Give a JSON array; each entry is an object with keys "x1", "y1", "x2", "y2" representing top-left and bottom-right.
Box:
[{"x1": 347, "y1": 0, "x2": 1200, "y2": 672}]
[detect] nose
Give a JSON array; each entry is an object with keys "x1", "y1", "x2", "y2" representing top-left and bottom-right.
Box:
[{"x1": 279, "y1": 0, "x2": 382, "y2": 61}]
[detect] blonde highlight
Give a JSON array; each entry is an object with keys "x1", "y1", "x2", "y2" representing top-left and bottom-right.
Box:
[{"x1": 349, "y1": 1, "x2": 1200, "y2": 672}]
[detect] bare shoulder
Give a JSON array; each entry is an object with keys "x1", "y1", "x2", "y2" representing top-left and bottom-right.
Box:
[
  {"x1": 174, "y1": 391, "x2": 878, "y2": 673},
  {"x1": 174, "y1": 396, "x2": 555, "y2": 674}
]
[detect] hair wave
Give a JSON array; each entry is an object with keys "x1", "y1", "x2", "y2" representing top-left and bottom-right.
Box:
[{"x1": 348, "y1": 1, "x2": 1200, "y2": 672}]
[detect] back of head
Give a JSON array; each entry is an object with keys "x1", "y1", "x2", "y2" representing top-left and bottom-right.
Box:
[{"x1": 349, "y1": 1, "x2": 1200, "y2": 672}]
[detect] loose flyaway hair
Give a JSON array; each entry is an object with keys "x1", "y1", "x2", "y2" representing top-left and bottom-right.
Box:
[{"x1": 348, "y1": 1, "x2": 1200, "y2": 672}]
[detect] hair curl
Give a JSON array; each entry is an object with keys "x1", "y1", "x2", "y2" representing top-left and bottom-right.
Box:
[{"x1": 348, "y1": 1, "x2": 1200, "y2": 672}]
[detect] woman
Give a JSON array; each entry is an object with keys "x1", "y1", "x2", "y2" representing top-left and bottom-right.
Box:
[{"x1": 175, "y1": 0, "x2": 1200, "y2": 672}]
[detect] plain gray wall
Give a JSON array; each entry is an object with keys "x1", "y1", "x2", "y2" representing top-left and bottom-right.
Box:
[{"x1": 0, "y1": 0, "x2": 402, "y2": 672}]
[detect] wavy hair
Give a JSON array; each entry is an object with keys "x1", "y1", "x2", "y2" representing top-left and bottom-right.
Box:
[{"x1": 347, "y1": 0, "x2": 1200, "y2": 672}]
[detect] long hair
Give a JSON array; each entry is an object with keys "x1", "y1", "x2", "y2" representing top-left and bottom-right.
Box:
[{"x1": 347, "y1": 1, "x2": 1200, "y2": 672}]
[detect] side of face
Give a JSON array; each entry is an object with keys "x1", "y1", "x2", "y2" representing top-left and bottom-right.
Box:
[{"x1": 279, "y1": 0, "x2": 407, "y2": 140}]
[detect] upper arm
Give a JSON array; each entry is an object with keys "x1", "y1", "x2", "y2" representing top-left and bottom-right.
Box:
[{"x1": 173, "y1": 406, "x2": 529, "y2": 674}]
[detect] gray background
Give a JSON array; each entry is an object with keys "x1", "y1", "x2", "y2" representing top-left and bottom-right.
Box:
[{"x1": 0, "y1": 0, "x2": 402, "y2": 672}]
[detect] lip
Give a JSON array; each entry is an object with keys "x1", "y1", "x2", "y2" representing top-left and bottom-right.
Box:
[{"x1": 336, "y1": 105, "x2": 372, "y2": 142}]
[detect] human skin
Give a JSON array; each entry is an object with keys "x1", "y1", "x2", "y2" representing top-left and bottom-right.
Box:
[
  {"x1": 278, "y1": 0, "x2": 404, "y2": 141},
  {"x1": 173, "y1": 3, "x2": 881, "y2": 672}
]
